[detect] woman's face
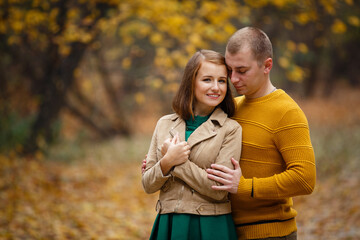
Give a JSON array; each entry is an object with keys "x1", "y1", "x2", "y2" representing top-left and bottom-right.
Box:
[{"x1": 194, "y1": 61, "x2": 228, "y2": 116}]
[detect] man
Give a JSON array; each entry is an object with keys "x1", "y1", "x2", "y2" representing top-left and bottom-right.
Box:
[{"x1": 206, "y1": 27, "x2": 316, "y2": 239}]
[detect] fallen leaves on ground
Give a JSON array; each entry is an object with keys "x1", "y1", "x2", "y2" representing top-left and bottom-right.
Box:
[
  {"x1": 295, "y1": 170, "x2": 360, "y2": 239},
  {"x1": 0, "y1": 155, "x2": 359, "y2": 239},
  {"x1": 0, "y1": 156, "x2": 158, "y2": 239}
]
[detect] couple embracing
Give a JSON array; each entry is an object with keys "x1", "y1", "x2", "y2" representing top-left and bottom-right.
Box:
[{"x1": 142, "y1": 27, "x2": 316, "y2": 240}]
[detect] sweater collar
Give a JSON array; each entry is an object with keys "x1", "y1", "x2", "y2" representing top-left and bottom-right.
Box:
[{"x1": 244, "y1": 89, "x2": 284, "y2": 104}]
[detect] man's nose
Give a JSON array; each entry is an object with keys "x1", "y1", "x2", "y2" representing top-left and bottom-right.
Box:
[{"x1": 230, "y1": 72, "x2": 239, "y2": 83}]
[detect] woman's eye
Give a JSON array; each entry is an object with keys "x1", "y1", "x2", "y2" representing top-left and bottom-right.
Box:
[
  {"x1": 203, "y1": 78, "x2": 211, "y2": 82},
  {"x1": 219, "y1": 79, "x2": 227, "y2": 83}
]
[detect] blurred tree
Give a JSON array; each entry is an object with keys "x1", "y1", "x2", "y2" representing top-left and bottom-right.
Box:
[
  {"x1": 0, "y1": 0, "x2": 359, "y2": 155},
  {"x1": 244, "y1": 0, "x2": 360, "y2": 96},
  {"x1": 0, "y1": 0, "x2": 120, "y2": 154}
]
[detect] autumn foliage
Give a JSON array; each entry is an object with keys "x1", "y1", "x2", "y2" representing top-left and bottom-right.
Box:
[{"x1": 1, "y1": 0, "x2": 360, "y2": 153}]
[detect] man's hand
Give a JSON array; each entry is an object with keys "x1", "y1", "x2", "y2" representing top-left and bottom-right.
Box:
[
  {"x1": 206, "y1": 158, "x2": 242, "y2": 194},
  {"x1": 141, "y1": 155, "x2": 147, "y2": 174}
]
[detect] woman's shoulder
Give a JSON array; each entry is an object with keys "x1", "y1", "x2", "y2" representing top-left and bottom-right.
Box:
[
  {"x1": 211, "y1": 108, "x2": 241, "y2": 131},
  {"x1": 224, "y1": 117, "x2": 242, "y2": 131},
  {"x1": 157, "y1": 113, "x2": 179, "y2": 124}
]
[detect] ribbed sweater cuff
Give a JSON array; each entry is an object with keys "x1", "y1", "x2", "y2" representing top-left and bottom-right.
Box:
[
  {"x1": 237, "y1": 176, "x2": 252, "y2": 197},
  {"x1": 236, "y1": 218, "x2": 297, "y2": 239}
]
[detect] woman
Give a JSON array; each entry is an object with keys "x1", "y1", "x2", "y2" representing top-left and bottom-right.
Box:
[{"x1": 142, "y1": 49, "x2": 242, "y2": 240}]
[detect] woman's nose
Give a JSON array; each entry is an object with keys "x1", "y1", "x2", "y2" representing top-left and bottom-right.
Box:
[{"x1": 211, "y1": 82, "x2": 220, "y2": 91}]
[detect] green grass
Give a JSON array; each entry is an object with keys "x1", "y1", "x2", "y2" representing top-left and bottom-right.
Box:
[
  {"x1": 310, "y1": 124, "x2": 360, "y2": 179},
  {"x1": 47, "y1": 134, "x2": 152, "y2": 164}
]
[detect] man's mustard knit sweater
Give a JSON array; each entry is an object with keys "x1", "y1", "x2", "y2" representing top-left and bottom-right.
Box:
[{"x1": 230, "y1": 89, "x2": 316, "y2": 239}]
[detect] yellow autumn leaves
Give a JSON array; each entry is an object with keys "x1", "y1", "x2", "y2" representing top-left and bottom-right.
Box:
[
  {"x1": 278, "y1": 41, "x2": 309, "y2": 82},
  {"x1": 0, "y1": 0, "x2": 359, "y2": 92}
]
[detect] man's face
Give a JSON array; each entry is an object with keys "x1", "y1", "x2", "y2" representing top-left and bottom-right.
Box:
[{"x1": 225, "y1": 47, "x2": 267, "y2": 99}]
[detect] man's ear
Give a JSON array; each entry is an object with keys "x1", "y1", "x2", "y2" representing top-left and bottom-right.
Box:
[{"x1": 264, "y1": 58, "x2": 273, "y2": 74}]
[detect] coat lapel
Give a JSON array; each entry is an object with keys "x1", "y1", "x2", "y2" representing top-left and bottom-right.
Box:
[
  {"x1": 169, "y1": 116, "x2": 186, "y2": 142},
  {"x1": 186, "y1": 120, "x2": 217, "y2": 148},
  {"x1": 168, "y1": 108, "x2": 227, "y2": 148}
]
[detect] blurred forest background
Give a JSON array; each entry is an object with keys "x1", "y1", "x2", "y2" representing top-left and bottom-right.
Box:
[{"x1": 0, "y1": 0, "x2": 359, "y2": 239}]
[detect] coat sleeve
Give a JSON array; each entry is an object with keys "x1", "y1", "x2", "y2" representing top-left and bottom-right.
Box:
[
  {"x1": 172, "y1": 123, "x2": 242, "y2": 201},
  {"x1": 141, "y1": 119, "x2": 171, "y2": 194}
]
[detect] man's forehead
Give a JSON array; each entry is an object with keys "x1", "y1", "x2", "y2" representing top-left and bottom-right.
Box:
[
  {"x1": 226, "y1": 45, "x2": 252, "y2": 56},
  {"x1": 225, "y1": 48, "x2": 254, "y2": 65}
]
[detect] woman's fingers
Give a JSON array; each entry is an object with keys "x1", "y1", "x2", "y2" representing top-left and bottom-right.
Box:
[
  {"x1": 174, "y1": 133, "x2": 179, "y2": 144},
  {"x1": 171, "y1": 136, "x2": 176, "y2": 144}
]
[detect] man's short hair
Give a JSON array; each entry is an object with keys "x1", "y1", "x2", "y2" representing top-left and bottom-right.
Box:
[{"x1": 226, "y1": 27, "x2": 273, "y2": 66}]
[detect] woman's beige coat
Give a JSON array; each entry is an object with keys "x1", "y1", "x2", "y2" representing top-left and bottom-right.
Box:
[{"x1": 142, "y1": 107, "x2": 242, "y2": 215}]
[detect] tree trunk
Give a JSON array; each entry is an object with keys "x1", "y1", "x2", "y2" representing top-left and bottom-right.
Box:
[
  {"x1": 24, "y1": 43, "x2": 88, "y2": 154},
  {"x1": 95, "y1": 49, "x2": 130, "y2": 136}
]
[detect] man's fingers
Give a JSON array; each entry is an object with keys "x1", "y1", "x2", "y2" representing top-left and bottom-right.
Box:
[
  {"x1": 208, "y1": 162, "x2": 233, "y2": 174},
  {"x1": 211, "y1": 185, "x2": 231, "y2": 191},
  {"x1": 206, "y1": 168, "x2": 231, "y2": 180},
  {"x1": 141, "y1": 155, "x2": 148, "y2": 174},
  {"x1": 141, "y1": 162, "x2": 146, "y2": 174},
  {"x1": 231, "y1": 157, "x2": 240, "y2": 169},
  {"x1": 210, "y1": 163, "x2": 233, "y2": 174},
  {"x1": 207, "y1": 173, "x2": 231, "y2": 185}
]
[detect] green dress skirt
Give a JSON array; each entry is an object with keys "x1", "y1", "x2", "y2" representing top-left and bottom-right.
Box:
[{"x1": 149, "y1": 213, "x2": 237, "y2": 240}]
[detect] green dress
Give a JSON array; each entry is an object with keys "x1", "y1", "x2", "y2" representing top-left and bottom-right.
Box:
[{"x1": 149, "y1": 115, "x2": 237, "y2": 240}]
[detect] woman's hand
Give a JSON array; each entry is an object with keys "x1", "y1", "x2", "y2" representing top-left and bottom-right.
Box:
[
  {"x1": 166, "y1": 135, "x2": 190, "y2": 165},
  {"x1": 141, "y1": 137, "x2": 175, "y2": 174},
  {"x1": 160, "y1": 134, "x2": 190, "y2": 175},
  {"x1": 160, "y1": 138, "x2": 172, "y2": 156}
]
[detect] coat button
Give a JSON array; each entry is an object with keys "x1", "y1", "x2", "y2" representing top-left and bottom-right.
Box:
[{"x1": 200, "y1": 207, "x2": 203, "y2": 211}]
